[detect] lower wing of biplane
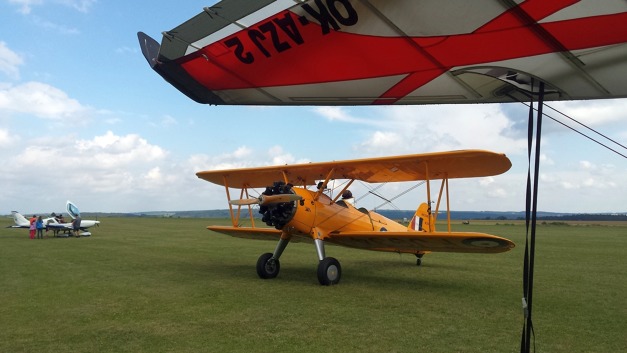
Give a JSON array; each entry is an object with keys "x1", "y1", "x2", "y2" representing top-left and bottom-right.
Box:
[{"x1": 197, "y1": 150, "x2": 515, "y2": 285}]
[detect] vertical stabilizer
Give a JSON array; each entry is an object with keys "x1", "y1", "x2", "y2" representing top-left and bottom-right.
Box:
[
  {"x1": 408, "y1": 203, "x2": 432, "y2": 232},
  {"x1": 11, "y1": 211, "x2": 30, "y2": 227}
]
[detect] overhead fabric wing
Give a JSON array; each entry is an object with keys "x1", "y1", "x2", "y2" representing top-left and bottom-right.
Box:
[
  {"x1": 196, "y1": 150, "x2": 511, "y2": 188},
  {"x1": 139, "y1": 0, "x2": 627, "y2": 105},
  {"x1": 326, "y1": 231, "x2": 515, "y2": 254}
]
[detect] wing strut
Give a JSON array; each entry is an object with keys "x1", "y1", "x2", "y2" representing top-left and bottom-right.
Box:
[
  {"x1": 431, "y1": 177, "x2": 451, "y2": 233},
  {"x1": 314, "y1": 168, "x2": 335, "y2": 201},
  {"x1": 332, "y1": 179, "x2": 355, "y2": 203},
  {"x1": 521, "y1": 81, "x2": 544, "y2": 353},
  {"x1": 424, "y1": 162, "x2": 431, "y2": 206}
]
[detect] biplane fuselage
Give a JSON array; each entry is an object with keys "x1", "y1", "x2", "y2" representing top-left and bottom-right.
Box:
[
  {"x1": 198, "y1": 150, "x2": 515, "y2": 285},
  {"x1": 257, "y1": 187, "x2": 437, "y2": 257},
  {"x1": 287, "y1": 188, "x2": 407, "y2": 236}
]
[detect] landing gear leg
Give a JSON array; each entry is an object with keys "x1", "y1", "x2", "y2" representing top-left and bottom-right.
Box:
[
  {"x1": 256, "y1": 236, "x2": 290, "y2": 279},
  {"x1": 314, "y1": 238, "x2": 341, "y2": 285}
]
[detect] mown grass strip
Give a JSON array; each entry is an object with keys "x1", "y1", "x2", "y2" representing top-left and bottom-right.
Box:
[{"x1": 1, "y1": 217, "x2": 624, "y2": 352}]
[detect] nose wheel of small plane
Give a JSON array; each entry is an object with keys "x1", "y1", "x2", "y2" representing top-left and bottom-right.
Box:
[
  {"x1": 317, "y1": 257, "x2": 341, "y2": 285},
  {"x1": 257, "y1": 253, "x2": 280, "y2": 279},
  {"x1": 415, "y1": 253, "x2": 424, "y2": 266}
]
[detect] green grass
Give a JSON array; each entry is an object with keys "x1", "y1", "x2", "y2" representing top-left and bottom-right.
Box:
[{"x1": 1, "y1": 217, "x2": 625, "y2": 352}]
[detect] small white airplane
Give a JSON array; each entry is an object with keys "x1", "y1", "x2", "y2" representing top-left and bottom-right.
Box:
[{"x1": 8, "y1": 200, "x2": 100, "y2": 237}]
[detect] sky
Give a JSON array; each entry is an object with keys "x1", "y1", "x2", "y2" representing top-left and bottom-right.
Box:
[{"x1": 1, "y1": 0, "x2": 626, "y2": 215}]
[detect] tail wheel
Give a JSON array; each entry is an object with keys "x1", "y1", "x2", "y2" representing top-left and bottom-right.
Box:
[
  {"x1": 256, "y1": 253, "x2": 280, "y2": 279},
  {"x1": 415, "y1": 253, "x2": 424, "y2": 266},
  {"x1": 317, "y1": 257, "x2": 341, "y2": 285}
]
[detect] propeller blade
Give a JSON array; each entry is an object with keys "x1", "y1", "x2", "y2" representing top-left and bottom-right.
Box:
[
  {"x1": 228, "y1": 194, "x2": 302, "y2": 206},
  {"x1": 229, "y1": 198, "x2": 260, "y2": 206},
  {"x1": 259, "y1": 194, "x2": 302, "y2": 205}
]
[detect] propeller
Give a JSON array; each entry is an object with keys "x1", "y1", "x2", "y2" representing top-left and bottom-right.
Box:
[{"x1": 229, "y1": 194, "x2": 302, "y2": 206}]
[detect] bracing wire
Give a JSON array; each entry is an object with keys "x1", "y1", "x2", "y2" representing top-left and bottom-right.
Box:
[
  {"x1": 355, "y1": 181, "x2": 426, "y2": 210},
  {"x1": 514, "y1": 99, "x2": 627, "y2": 159},
  {"x1": 355, "y1": 181, "x2": 387, "y2": 203},
  {"x1": 542, "y1": 103, "x2": 627, "y2": 151},
  {"x1": 374, "y1": 181, "x2": 426, "y2": 210}
]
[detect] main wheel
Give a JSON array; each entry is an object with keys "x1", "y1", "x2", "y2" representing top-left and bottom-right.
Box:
[
  {"x1": 256, "y1": 253, "x2": 280, "y2": 279},
  {"x1": 317, "y1": 257, "x2": 341, "y2": 285}
]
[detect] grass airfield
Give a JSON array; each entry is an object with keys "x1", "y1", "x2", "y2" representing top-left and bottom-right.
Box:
[{"x1": 1, "y1": 217, "x2": 625, "y2": 353}]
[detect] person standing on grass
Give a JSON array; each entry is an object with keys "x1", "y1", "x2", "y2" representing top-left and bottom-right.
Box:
[
  {"x1": 72, "y1": 215, "x2": 82, "y2": 238},
  {"x1": 29, "y1": 215, "x2": 36, "y2": 239},
  {"x1": 36, "y1": 216, "x2": 44, "y2": 239}
]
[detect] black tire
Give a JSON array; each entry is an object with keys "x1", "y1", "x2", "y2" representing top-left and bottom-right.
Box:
[
  {"x1": 415, "y1": 253, "x2": 423, "y2": 266},
  {"x1": 317, "y1": 257, "x2": 341, "y2": 285},
  {"x1": 256, "y1": 253, "x2": 280, "y2": 279}
]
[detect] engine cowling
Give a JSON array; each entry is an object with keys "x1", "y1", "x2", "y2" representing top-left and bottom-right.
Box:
[{"x1": 259, "y1": 181, "x2": 297, "y2": 229}]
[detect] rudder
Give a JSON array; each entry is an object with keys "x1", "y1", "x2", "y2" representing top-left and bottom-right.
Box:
[
  {"x1": 11, "y1": 211, "x2": 30, "y2": 227},
  {"x1": 408, "y1": 203, "x2": 432, "y2": 232}
]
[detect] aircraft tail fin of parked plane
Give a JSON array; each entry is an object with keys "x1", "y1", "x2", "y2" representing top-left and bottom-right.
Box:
[
  {"x1": 407, "y1": 203, "x2": 432, "y2": 232},
  {"x1": 10, "y1": 211, "x2": 30, "y2": 228}
]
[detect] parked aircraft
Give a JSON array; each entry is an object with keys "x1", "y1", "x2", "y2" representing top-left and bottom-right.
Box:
[
  {"x1": 196, "y1": 150, "x2": 515, "y2": 285},
  {"x1": 9, "y1": 201, "x2": 100, "y2": 237}
]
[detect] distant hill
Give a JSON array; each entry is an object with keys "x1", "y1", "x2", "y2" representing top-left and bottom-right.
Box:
[{"x1": 52, "y1": 209, "x2": 627, "y2": 222}]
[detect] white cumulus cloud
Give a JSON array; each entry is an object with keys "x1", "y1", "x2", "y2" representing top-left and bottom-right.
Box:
[
  {"x1": 352, "y1": 105, "x2": 527, "y2": 156},
  {"x1": 8, "y1": 0, "x2": 96, "y2": 14},
  {"x1": 6, "y1": 131, "x2": 169, "y2": 198},
  {"x1": 0, "y1": 128, "x2": 19, "y2": 147},
  {"x1": 0, "y1": 82, "x2": 92, "y2": 121},
  {"x1": 0, "y1": 41, "x2": 23, "y2": 80}
]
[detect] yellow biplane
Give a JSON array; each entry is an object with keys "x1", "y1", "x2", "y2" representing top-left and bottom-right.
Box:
[{"x1": 197, "y1": 150, "x2": 515, "y2": 285}]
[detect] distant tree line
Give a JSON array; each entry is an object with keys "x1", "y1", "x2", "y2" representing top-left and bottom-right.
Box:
[
  {"x1": 537, "y1": 214, "x2": 627, "y2": 221},
  {"x1": 32, "y1": 210, "x2": 625, "y2": 221}
]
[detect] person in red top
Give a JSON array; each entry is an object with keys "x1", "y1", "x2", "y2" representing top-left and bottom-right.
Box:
[{"x1": 29, "y1": 215, "x2": 37, "y2": 239}]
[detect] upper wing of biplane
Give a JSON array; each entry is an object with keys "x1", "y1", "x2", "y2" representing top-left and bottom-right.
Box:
[
  {"x1": 139, "y1": 0, "x2": 627, "y2": 106},
  {"x1": 196, "y1": 150, "x2": 511, "y2": 188}
]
